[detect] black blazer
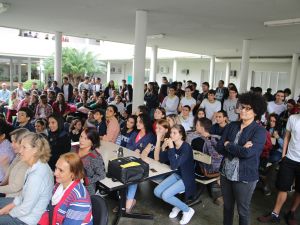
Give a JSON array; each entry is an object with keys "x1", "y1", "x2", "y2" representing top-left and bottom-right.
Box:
[{"x1": 61, "y1": 83, "x2": 73, "y2": 102}]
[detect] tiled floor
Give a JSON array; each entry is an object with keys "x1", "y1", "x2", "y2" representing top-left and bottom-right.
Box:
[{"x1": 104, "y1": 181, "x2": 299, "y2": 225}]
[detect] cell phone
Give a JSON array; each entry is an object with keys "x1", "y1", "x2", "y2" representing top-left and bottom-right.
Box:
[{"x1": 150, "y1": 168, "x2": 157, "y2": 173}]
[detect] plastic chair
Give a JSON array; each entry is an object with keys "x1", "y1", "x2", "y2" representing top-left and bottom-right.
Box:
[{"x1": 91, "y1": 195, "x2": 109, "y2": 225}]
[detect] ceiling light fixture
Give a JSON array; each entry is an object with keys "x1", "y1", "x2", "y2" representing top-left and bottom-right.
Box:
[
  {"x1": 264, "y1": 18, "x2": 300, "y2": 27},
  {"x1": 0, "y1": 2, "x2": 9, "y2": 14},
  {"x1": 147, "y1": 33, "x2": 166, "y2": 39}
]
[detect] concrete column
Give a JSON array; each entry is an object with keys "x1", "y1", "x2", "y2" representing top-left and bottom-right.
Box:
[
  {"x1": 54, "y1": 31, "x2": 62, "y2": 86},
  {"x1": 18, "y1": 63, "x2": 22, "y2": 82},
  {"x1": 27, "y1": 57, "x2": 31, "y2": 80},
  {"x1": 209, "y1": 56, "x2": 215, "y2": 88},
  {"x1": 9, "y1": 58, "x2": 13, "y2": 90},
  {"x1": 225, "y1": 62, "x2": 231, "y2": 87},
  {"x1": 150, "y1": 45, "x2": 158, "y2": 82},
  {"x1": 40, "y1": 59, "x2": 45, "y2": 83},
  {"x1": 172, "y1": 59, "x2": 177, "y2": 82},
  {"x1": 290, "y1": 53, "x2": 299, "y2": 99},
  {"x1": 106, "y1": 61, "x2": 111, "y2": 84},
  {"x1": 240, "y1": 40, "x2": 251, "y2": 93},
  {"x1": 132, "y1": 10, "x2": 147, "y2": 112}
]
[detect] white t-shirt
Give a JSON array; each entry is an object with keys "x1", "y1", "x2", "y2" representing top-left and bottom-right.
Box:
[
  {"x1": 162, "y1": 96, "x2": 179, "y2": 115},
  {"x1": 63, "y1": 84, "x2": 69, "y2": 101},
  {"x1": 286, "y1": 114, "x2": 300, "y2": 162},
  {"x1": 200, "y1": 99, "x2": 221, "y2": 120},
  {"x1": 178, "y1": 115, "x2": 194, "y2": 132},
  {"x1": 267, "y1": 101, "x2": 286, "y2": 115}
]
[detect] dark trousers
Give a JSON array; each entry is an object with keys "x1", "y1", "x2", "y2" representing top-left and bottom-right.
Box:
[{"x1": 221, "y1": 176, "x2": 257, "y2": 225}]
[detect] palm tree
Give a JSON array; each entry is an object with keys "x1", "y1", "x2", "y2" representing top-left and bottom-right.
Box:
[{"x1": 44, "y1": 47, "x2": 106, "y2": 84}]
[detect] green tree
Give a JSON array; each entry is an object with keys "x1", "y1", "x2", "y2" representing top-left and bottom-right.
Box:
[{"x1": 44, "y1": 47, "x2": 106, "y2": 83}]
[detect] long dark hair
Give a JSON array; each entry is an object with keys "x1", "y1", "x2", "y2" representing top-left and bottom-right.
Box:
[
  {"x1": 138, "y1": 114, "x2": 152, "y2": 134},
  {"x1": 56, "y1": 93, "x2": 66, "y2": 112},
  {"x1": 82, "y1": 127, "x2": 100, "y2": 150},
  {"x1": 48, "y1": 113, "x2": 65, "y2": 132}
]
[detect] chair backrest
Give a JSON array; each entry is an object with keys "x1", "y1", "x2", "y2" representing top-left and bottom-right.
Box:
[
  {"x1": 193, "y1": 150, "x2": 212, "y2": 165},
  {"x1": 91, "y1": 195, "x2": 108, "y2": 225}
]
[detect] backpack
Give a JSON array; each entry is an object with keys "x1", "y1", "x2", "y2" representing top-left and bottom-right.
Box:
[{"x1": 201, "y1": 135, "x2": 223, "y2": 174}]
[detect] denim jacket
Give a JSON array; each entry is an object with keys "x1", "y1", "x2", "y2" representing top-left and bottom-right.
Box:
[{"x1": 216, "y1": 121, "x2": 266, "y2": 182}]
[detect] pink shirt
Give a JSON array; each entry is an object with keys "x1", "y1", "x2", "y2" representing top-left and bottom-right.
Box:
[{"x1": 102, "y1": 117, "x2": 120, "y2": 143}]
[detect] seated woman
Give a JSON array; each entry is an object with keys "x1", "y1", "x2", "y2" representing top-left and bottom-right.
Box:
[
  {"x1": 0, "y1": 132, "x2": 54, "y2": 225},
  {"x1": 73, "y1": 128, "x2": 106, "y2": 195},
  {"x1": 193, "y1": 108, "x2": 206, "y2": 129},
  {"x1": 152, "y1": 107, "x2": 166, "y2": 133},
  {"x1": 111, "y1": 95, "x2": 125, "y2": 115},
  {"x1": 154, "y1": 125, "x2": 196, "y2": 225},
  {"x1": 0, "y1": 123, "x2": 15, "y2": 183},
  {"x1": 5, "y1": 91, "x2": 19, "y2": 124},
  {"x1": 166, "y1": 113, "x2": 180, "y2": 128},
  {"x1": 52, "y1": 93, "x2": 71, "y2": 118},
  {"x1": 69, "y1": 118, "x2": 83, "y2": 142},
  {"x1": 48, "y1": 114, "x2": 71, "y2": 170},
  {"x1": 34, "y1": 118, "x2": 48, "y2": 137},
  {"x1": 102, "y1": 105, "x2": 120, "y2": 143},
  {"x1": 125, "y1": 114, "x2": 156, "y2": 212},
  {"x1": 266, "y1": 113, "x2": 284, "y2": 164},
  {"x1": 0, "y1": 128, "x2": 29, "y2": 197},
  {"x1": 117, "y1": 115, "x2": 137, "y2": 147},
  {"x1": 40, "y1": 152, "x2": 93, "y2": 225},
  {"x1": 35, "y1": 94, "x2": 53, "y2": 119},
  {"x1": 161, "y1": 85, "x2": 179, "y2": 115}
]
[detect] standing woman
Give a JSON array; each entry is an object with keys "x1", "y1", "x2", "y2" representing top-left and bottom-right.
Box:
[
  {"x1": 102, "y1": 105, "x2": 120, "y2": 143},
  {"x1": 154, "y1": 125, "x2": 196, "y2": 225},
  {"x1": 0, "y1": 132, "x2": 54, "y2": 225},
  {"x1": 48, "y1": 114, "x2": 71, "y2": 170},
  {"x1": 104, "y1": 80, "x2": 116, "y2": 99},
  {"x1": 74, "y1": 128, "x2": 106, "y2": 195},
  {"x1": 216, "y1": 92, "x2": 267, "y2": 225}
]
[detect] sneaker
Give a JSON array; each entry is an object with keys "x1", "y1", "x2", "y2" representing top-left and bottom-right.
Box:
[
  {"x1": 257, "y1": 212, "x2": 280, "y2": 223},
  {"x1": 263, "y1": 185, "x2": 271, "y2": 196},
  {"x1": 284, "y1": 211, "x2": 297, "y2": 225},
  {"x1": 169, "y1": 207, "x2": 181, "y2": 218},
  {"x1": 179, "y1": 208, "x2": 195, "y2": 225}
]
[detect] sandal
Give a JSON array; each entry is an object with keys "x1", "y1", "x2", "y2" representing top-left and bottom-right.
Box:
[{"x1": 126, "y1": 199, "x2": 136, "y2": 213}]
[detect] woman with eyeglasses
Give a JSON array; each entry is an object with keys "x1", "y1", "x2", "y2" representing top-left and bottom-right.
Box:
[
  {"x1": 0, "y1": 132, "x2": 53, "y2": 225},
  {"x1": 216, "y1": 92, "x2": 267, "y2": 225}
]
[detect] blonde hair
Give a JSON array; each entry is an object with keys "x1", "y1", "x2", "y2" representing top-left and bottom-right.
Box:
[
  {"x1": 10, "y1": 128, "x2": 30, "y2": 143},
  {"x1": 22, "y1": 133, "x2": 51, "y2": 163},
  {"x1": 59, "y1": 152, "x2": 85, "y2": 180}
]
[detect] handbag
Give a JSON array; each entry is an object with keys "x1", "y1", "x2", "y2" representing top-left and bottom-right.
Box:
[{"x1": 107, "y1": 156, "x2": 149, "y2": 184}]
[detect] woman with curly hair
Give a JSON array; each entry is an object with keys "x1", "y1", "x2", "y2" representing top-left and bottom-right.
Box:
[{"x1": 216, "y1": 92, "x2": 267, "y2": 225}]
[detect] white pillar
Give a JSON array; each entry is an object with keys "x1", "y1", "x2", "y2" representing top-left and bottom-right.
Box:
[
  {"x1": 240, "y1": 40, "x2": 251, "y2": 93},
  {"x1": 209, "y1": 56, "x2": 215, "y2": 88},
  {"x1": 290, "y1": 53, "x2": 299, "y2": 99},
  {"x1": 132, "y1": 10, "x2": 147, "y2": 112},
  {"x1": 27, "y1": 57, "x2": 31, "y2": 80},
  {"x1": 54, "y1": 31, "x2": 62, "y2": 86},
  {"x1": 106, "y1": 61, "x2": 111, "y2": 84},
  {"x1": 40, "y1": 59, "x2": 45, "y2": 83},
  {"x1": 225, "y1": 62, "x2": 231, "y2": 87},
  {"x1": 172, "y1": 59, "x2": 177, "y2": 82},
  {"x1": 18, "y1": 63, "x2": 22, "y2": 82},
  {"x1": 150, "y1": 45, "x2": 158, "y2": 82},
  {"x1": 9, "y1": 58, "x2": 13, "y2": 90}
]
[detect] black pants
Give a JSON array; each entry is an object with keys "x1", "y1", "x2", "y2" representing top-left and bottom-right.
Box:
[{"x1": 221, "y1": 176, "x2": 257, "y2": 225}]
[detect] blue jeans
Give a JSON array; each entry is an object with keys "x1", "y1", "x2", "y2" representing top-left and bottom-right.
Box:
[
  {"x1": 0, "y1": 197, "x2": 27, "y2": 225},
  {"x1": 154, "y1": 173, "x2": 189, "y2": 212},
  {"x1": 127, "y1": 184, "x2": 138, "y2": 200}
]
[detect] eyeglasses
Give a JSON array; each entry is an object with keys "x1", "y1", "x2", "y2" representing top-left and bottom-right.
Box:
[{"x1": 239, "y1": 105, "x2": 253, "y2": 112}]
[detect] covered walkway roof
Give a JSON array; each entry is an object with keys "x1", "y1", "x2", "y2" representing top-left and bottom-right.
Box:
[{"x1": 0, "y1": 0, "x2": 300, "y2": 57}]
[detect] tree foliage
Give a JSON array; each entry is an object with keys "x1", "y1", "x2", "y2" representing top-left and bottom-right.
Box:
[{"x1": 44, "y1": 48, "x2": 106, "y2": 81}]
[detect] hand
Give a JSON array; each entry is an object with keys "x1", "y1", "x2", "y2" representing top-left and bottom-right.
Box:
[
  {"x1": 243, "y1": 141, "x2": 253, "y2": 148},
  {"x1": 224, "y1": 141, "x2": 230, "y2": 147},
  {"x1": 165, "y1": 138, "x2": 174, "y2": 148},
  {"x1": 273, "y1": 131, "x2": 280, "y2": 139},
  {"x1": 141, "y1": 150, "x2": 149, "y2": 160},
  {"x1": 134, "y1": 149, "x2": 141, "y2": 154}
]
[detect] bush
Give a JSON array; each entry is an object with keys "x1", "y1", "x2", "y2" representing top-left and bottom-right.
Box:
[{"x1": 23, "y1": 79, "x2": 45, "y2": 91}]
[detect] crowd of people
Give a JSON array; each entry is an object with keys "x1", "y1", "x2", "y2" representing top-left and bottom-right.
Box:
[{"x1": 0, "y1": 75, "x2": 299, "y2": 225}]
